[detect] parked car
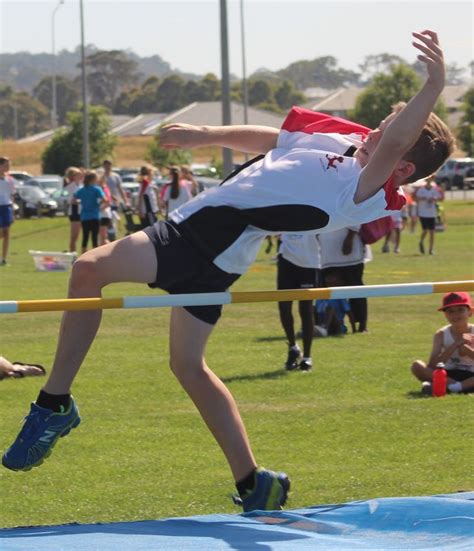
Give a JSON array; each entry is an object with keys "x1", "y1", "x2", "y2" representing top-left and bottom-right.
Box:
[
  {"x1": 14, "y1": 185, "x2": 58, "y2": 218},
  {"x1": 27, "y1": 175, "x2": 63, "y2": 195},
  {"x1": 50, "y1": 188, "x2": 70, "y2": 215},
  {"x1": 8, "y1": 171, "x2": 33, "y2": 183},
  {"x1": 435, "y1": 158, "x2": 474, "y2": 190}
]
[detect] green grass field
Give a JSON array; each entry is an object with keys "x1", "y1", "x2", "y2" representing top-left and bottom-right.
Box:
[{"x1": 0, "y1": 202, "x2": 473, "y2": 528}]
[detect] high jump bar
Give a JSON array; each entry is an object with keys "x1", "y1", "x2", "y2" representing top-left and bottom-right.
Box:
[{"x1": 0, "y1": 281, "x2": 472, "y2": 314}]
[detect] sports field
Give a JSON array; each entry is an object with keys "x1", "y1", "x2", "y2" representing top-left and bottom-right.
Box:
[{"x1": 0, "y1": 201, "x2": 473, "y2": 529}]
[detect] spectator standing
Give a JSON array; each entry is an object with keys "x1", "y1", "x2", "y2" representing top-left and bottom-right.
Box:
[
  {"x1": 162, "y1": 166, "x2": 192, "y2": 219},
  {"x1": 63, "y1": 167, "x2": 83, "y2": 252},
  {"x1": 102, "y1": 160, "x2": 129, "y2": 235},
  {"x1": 0, "y1": 157, "x2": 15, "y2": 265},
  {"x1": 381, "y1": 209, "x2": 404, "y2": 254},
  {"x1": 411, "y1": 292, "x2": 474, "y2": 395},
  {"x1": 319, "y1": 227, "x2": 371, "y2": 332},
  {"x1": 98, "y1": 172, "x2": 113, "y2": 246},
  {"x1": 415, "y1": 175, "x2": 441, "y2": 254},
  {"x1": 137, "y1": 165, "x2": 159, "y2": 228},
  {"x1": 180, "y1": 165, "x2": 199, "y2": 197},
  {"x1": 74, "y1": 171, "x2": 107, "y2": 253},
  {"x1": 405, "y1": 186, "x2": 418, "y2": 233},
  {"x1": 277, "y1": 233, "x2": 321, "y2": 371}
]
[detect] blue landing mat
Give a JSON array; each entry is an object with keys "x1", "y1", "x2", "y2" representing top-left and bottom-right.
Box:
[{"x1": 1, "y1": 493, "x2": 473, "y2": 550}]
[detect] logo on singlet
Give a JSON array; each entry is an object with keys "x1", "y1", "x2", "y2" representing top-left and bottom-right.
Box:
[{"x1": 325, "y1": 155, "x2": 344, "y2": 171}]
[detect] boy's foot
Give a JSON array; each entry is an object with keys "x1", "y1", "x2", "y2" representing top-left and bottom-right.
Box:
[
  {"x1": 233, "y1": 468, "x2": 290, "y2": 512},
  {"x1": 381, "y1": 243, "x2": 389, "y2": 253},
  {"x1": 299, "y1": 360, "x2": 313, "y2": 372},
  {"x1": 419, "y1": 241, "x2": 425, "y2": 254},
  {"x1": 394, "y1": 247, "x2": 400, "y2": 254},
  {"x1": 285, "y1": 347, "x2": 301, "y2": 371},
  {"x1": 2, "y1": 398, "x2": 80, "y2": 471},
  {"x1": 421, "y1": 382, "x2": 432, "y2": 396},
  {"x1": 429, "y1": 250, "x2": 435, "y2": 255}
]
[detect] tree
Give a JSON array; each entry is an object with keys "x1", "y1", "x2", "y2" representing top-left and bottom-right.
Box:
[
  {"x1": 156, "y1": 75, "x2": 186, "y2": 112},
  {"x1": 359, "y1": 53, "x2": 406, "y2": 83},
  {"x1": 32, "y1": 76, "x2": 79, "y2": 124},
  {"x1": 248, "y1": 79, "x2": 273, "y2": 105},
  {"x1": 0, "y1": 88, "x2": 48, "y2": 139},
  {"x1": 351, "y1": 65, "x2": 421, "y2": 128},
  {"x1": 457, "y1": 87, "x2": 474, "y2": 156},
  {"x1": 277, "y1": 56, "x2": 360, "y2": 89},
  {"x1": 274, "y1": 80, "x2": 305, "y2": 110},
  {"x1": 146, "y1": 126, "x2": 192, "y2": 168},
  {"x1": 41, "y1": 105, "x2": 116, "y2": 174},
  {"x1": 83, "y1": 50, "x2": 139, "y2": 108}
]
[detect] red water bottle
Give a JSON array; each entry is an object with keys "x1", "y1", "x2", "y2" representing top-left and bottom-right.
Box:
[{"x1": 432, "y1": 363, "x2": 447, "y2": 397}]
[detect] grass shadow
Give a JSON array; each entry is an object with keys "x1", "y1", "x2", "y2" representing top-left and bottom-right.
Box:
[
  {"x1": 405, "y1": 390, "x2": 428, "y2": 400},
  {"x1": 221, "y1": 369, "x2": 287, "y2": 383}
]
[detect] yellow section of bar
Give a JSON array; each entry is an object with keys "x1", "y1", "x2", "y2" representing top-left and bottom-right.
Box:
[
  {"x1": 433, "y1": 281, "x2": 474, "y2": 293},
  {"x1": 231, "y1": 288, "x2": 332, "y2": 303},
  {"x1": 18, "y1": 297, "x2": 124, "y2": 313}
]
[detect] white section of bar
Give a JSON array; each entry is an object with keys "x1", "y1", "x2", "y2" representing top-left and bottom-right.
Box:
[
  {"x1": 330, "y1": 283, "x2": 433, "y2": 299},
  {"x1": 123, "y1": 292, "x2": 232, "y2": 309}
]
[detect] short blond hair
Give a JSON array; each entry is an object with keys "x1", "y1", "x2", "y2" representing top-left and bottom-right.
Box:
[{"x1": 392, "y1": 102, "x2": 455, "y2": 183}]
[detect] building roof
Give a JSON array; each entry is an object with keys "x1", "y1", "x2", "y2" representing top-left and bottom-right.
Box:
[
  {"x1": 142, "y1": 101, "x2": 284, "y2": 135},
  {"x1": 17, "y1": 102, "x2": 284, "y2": 143}
]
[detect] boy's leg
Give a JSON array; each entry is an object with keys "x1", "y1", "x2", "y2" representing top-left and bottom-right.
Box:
[
  {"x1": 3, "y1": 231, "x2": 158, "y2": 471},
  {"x1": 169, "y1": 307, "x2": 257, "y2": 482},
  {"x1": 44, "y1": 231, "x2": 157, "y2": 395},
  {"x1": 411, "y1": 360, "x2": 433, "y2": 382},
  {"x1": 1, "y1": 226, "x2": 9, "y2": 261},
  {"x1": 428, "y1": 229, "x2": 435, "y2": 254},
  {"x1": 278, "y1": 301, "x2": 296, "y2": 347},
  {"x1": 298, "y1": 300, "x2": 314, "y2": 358}
]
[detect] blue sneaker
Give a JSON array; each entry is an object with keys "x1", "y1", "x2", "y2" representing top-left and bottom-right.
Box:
[
  {"x1": 2, "y1": 398, "x2": 80, "y2": 471},
  {"x1": 233, "y1": 467, "x2": 291, "y2": 512}
]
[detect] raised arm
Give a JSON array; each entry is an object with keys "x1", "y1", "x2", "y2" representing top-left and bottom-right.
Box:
[
  {"x1": 159, "y1": 123, "x2": 279, "y2": 155},
  {"x1": 355, "y1": 30, "x2": 445, "y2": 203}
]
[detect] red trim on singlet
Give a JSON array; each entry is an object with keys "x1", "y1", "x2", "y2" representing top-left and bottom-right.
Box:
[
  {"x1": 281, "y1": 106, "x2": 370, "y2": 137},
  {"x1": 281, "y1": 106, "x2": 406, "y2": 210}
]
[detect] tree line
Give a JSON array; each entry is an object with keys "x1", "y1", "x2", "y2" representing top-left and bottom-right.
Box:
[{"x1": 1, "y1": 48, "x2": 472, "y2": 165}]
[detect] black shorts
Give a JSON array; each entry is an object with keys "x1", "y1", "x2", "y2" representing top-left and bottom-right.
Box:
[
  {"x1": 277, "y1": 255, "x2": 319, "y2": 293},
  {"x1": 100, "y1": 217, "x2": 111, "y2": 227},
  {"x1": 69, "y1": 204, "x2": 80, "y2": 222},
  {"x1": 446, "y1": 369, "x2": 474, "y2": 383},
  {"x1": 143, "y1": 220, "x2": 241, "y2": 325},
  {"x1": 419, "y1": 217, "x2": 436, "y2": 230}
]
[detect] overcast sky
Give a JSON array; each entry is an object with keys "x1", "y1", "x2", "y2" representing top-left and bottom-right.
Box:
[{"x1": 1, "y1": 0, "x2": 472, "y2": 78}]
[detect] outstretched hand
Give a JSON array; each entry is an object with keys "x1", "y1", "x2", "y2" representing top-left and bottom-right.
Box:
[
  {"x1": 159, "y1": 123, "x2": 206, "y2": 150},
  {"x1": 412, "y1": 30, "x2": 445, "y2": 90}
]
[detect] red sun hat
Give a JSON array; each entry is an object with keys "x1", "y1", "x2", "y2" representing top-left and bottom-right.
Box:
[{"x1": 438, "y1": 292, "x2": 473, "y2": 311}]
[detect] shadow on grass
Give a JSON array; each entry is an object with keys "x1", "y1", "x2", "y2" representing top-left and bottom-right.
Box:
[
  {"x1": 406, "y1": 390, "x2": 429, "y2": 399},
  {"x1": 221, "y1": 369, "x2": 287, "y2": 384},
  {"x1": 254, "y1": 335, "x2": 287, "y2": 343}
]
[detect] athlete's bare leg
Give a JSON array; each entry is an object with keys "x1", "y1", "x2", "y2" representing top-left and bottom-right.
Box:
[{"x1": 169, "y1": 307, "x2": 257, "y2": 482}]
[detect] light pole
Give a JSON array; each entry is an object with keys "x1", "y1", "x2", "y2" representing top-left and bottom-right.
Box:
[
  {"x1": 51, "y1": 0, "x2": 64, "y2": 129},
  {"x1": 219, "y1": 0, "x2": 233, "y2": 177},
  {"x1": 79, "y1": 0, "x2": 89, "y2": 167},
  {"x1": 239, "y1": 0, "x2": 249, "y2": 161}
]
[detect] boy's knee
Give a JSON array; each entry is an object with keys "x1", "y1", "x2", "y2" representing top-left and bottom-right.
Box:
[
  {"x1": 69, "y1": 255, "x2": 103, "y2": 295},
  {"x1": 169, "y1": 353, "x2": 205, "y2": 382},
  {"x1": 411, "y1": 360, "x2": 425, "y2": 375}
]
